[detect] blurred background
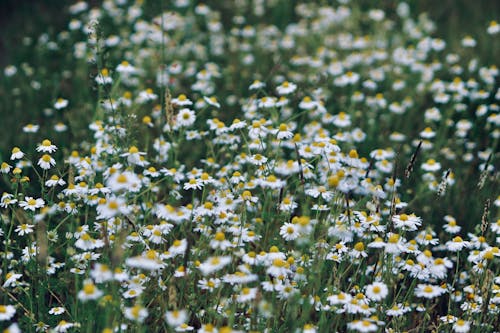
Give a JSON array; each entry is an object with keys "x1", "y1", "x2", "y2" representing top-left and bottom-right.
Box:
[{"x1": 1, "y1": 0, "x2": 499, "y2": 67}]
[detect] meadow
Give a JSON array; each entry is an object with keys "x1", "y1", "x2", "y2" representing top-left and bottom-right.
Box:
[{"x1": 0, "y1": 1, "x2": 499, "y2": 332}]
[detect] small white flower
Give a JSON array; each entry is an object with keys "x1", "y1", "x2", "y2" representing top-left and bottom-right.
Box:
[
  {"x1": 54, "y1": 98, "x2": 69, "y2": 109},
  {"x1": 10, "y1": 147, "x2": 24, "y2": 160},
  {"x1": 365, "y1": 282, "x2": 389, "y2": 302}
]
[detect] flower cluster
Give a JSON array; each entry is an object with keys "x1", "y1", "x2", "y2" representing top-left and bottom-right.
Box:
[{"x1": 0, "y1": 1, "x2": 499, "y2": 332}]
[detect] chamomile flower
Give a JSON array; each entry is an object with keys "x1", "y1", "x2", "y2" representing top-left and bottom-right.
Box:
[
  {"x1": 0, "y1": 193, "x2": 17, "y2": 208},
  {"x1": 45, "y1": 175, "x2": 66, "y2": 187},
  {"x1": 107, "y1": 171, "x2": 142, "y2": 192},
  {"x1": 176, "y1": 108, "x2": 196, "y2": 127},
  {"x1": 2, "y1": 272, "x2": 22, "y2": 288},
  {"x1": 171, "y1": 94, "x2": 192, "y2": 106},
  {"x1": 453, "y1": 319, "x2": 470, "y2": 333},
  {"x1": 1, "y1": 162, "x2": 12, "y2": 173},
  {"x1": 204, "y1": 96, "x2": 221, "y2": 108},
  {"x1": 280, "y1": 222, "x2": 300, "y2": 241},
  {"x1": 136, "y1": 88, "x2": 157, "y2": 103},
  {"x1": 0, "y1": 304, "x2": 16, "y2": 321},
  {"x1": 10, "y1": 147, "x2": 24, "y2": 160},
  {"x1": 37, "y1": 154, "x2": 56, "y2": 169},
  {"x1": 23, "y1": 123, "x2": 39, "y2": 133},
  {"x1": 165, "y1": 310, "x2": 188, "y2": 327},
  {"x1": 19, "y1": 196, "x2": 45, "y2": 211},
  {"x1": 276, "y1": 123, "x2": 294, "y2": 140},
  {"x1": 446, "y1": 236, "x2": 471, "y2": 252},
  {"x1": 347, "y1": 319, "x2": 378, "y2": 332},
  {"x1": 392, "y1": 213, "x2": 422, "y2": 231},
  {"x1": 54, "y1": 98, "x2": 68, "y2": 109},
  {"x1": 487, "y1": 20, "x2": 500, "y2": 34},
  {"x1": 365, "y1": 282, "x2": 389, "y2": 302},
  {"x1": 198, "y1": 256, "x2": 232, "y2": 276},
  {"x1": 49, "y1": 307, "x2": 66, "y2": 315},
  {"x1": 124, "y1": 304, "x2": 148, "y2": 323},
  {"x1": 121, "y1": 146, "x2": 147, "y2": 166},
  {"x1": 96, "y1": 196, "x2": 131, "y2": 220},
  {"x1": 210, "y1": 232, "x2": 232, "y2": 250},
  {"x1": 15, "y1": 223, "x2": 34, "y2": 236},
  {"x1": 298, "y1": 96, "x2": 317, "y2": 110},
  {"x1": 415, "y1": 284, "x2": 446, "y2": 299},
  {"x1": 422, "y1": 158, "x2": 441, "y2": 172},
  {"x1": 443, "y1": 215, "x2": 461, "y2": 234},
  {"x1": 54, "y1": 320, "x2": 75, "y2": 332},
  {"x1": 198, "y1": 278, "x2": 221, "y2": 291},
  {"x1": 249, "y1": 80, "x2": 265, "y2": 90},
  {"x1": 276, "y1": 81, "x2": 297, "y2": 95},
  {"x1": 77, "y1": 279, "x2": 103, "y2": 301},
  {"x1": 236, "y1": 287, "x2": 258, "y2": 303},
  {"x1": 125, "y1": 250, "x2": 164, "y2": 271}
]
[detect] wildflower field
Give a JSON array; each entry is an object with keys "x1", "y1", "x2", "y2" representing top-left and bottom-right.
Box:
[{"x1": 1, "y1": 1, "x2": 499, "y2": 332}]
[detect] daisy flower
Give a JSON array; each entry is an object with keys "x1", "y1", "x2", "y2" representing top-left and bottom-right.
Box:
[
  {"x1": 347, "y1": 319, "x2": 378, "y2": 332},
  {"x1": 123, "y1": 288, "x2": 143, "y2": 299},
  {"x1": 37, "y1": 154, "x2": 56, "y2": 170},
  {"x1": 49, "y1": 307, "x2": 66, "y2": 315},
  {"x1": 392, "y1": 213, "x2": 422, "y2": 231},
  {"x1": 0, "y1": 304, "x2": 16, "y2": 321},
  {"x1": 10, "y1": 147, "x2": 24, "y2": 160},
  {"x1": 124, "y1": 304, "x2": 148, "y2": 323},
  {"x1": 54, "y1": 320, "x2": 75, "y2": 332},
  {"x1": 1, "y1": 162, "x2": 12, "y2": 173},
  {"x1": 45, "y1": 175, "x2": 66, "y2": 187},
  {"x1": 453, "y1": 319, "x2": 470, "y2": 333},
  {"x1": 421, "y1": 158, "x2": 441, "y2": 172},
  {"x1": 165, "y1": 310, "x2": 188, "y2": 327},
  {"x1": 19, "y1": 196, "x2": 45, "y2": 211},
  {"x1": 54, "y1": 98, "x2": 68, "y2": 109},
  {"x1": 280, "y1": 222, "x2": 300, "y2": 241},
  {"x1": 365, "y1": 282, "x2": 389, "y2": 302},
  {"x1": 116, "y1": 60, "x2": 137, "y2": 74},
  {"x1": 0, "y1": 193, "x2": 18, "y2": 208},
  {"x1": 279, "y1": 196, "x2": 298, "y2": 212},
  {"x1": 95, "y1": 68, "x2": 113, "y2": 84},
  {"x1": 136, "y1": 88, "x2": 157, "y2": 103},
  {"x1": 298, "y1": 96, "x2": 317, "y2": 110},
  {"x1": 204, "y1": 96, "x2": 220, "y2": 108},
  {"x1": 276, "y1": 123, "x2": 294, "y2": 140},
  {"x1": 175, "y1": 108, "x2": 196, "y2": 127},
  {"x1": 236, "y1": 287, "x2": 258, "y2": 303},
  {"x1": 96, "y1": 196, "x2": 131, "y2": 220},
  {"x1": 276, "y1": 81, "x2": 297, "y2": 95},
  {"x1": 443, "y1": 215, "x2": 461, "y2": 234},
  {"x1": 125, "y1": 250, "x2": 164, "y2": 271},
  {"x1": 106, "y1": 171, "x2": 142, "y2": 192},
  {"x1": 15, "y1": 223, "x2": 34, "y2": 236},
  {"x1": 77, "y1": 279, "x2": 103, "y2": 302},
  {"x1": 249, "y1": 80, "x2": 265, "y2": 90},
  {"x1": 121, "y1": 146, "x2": 147, "y2": 166},
  {"x1": 23, "y1": 123, "x2": 39, "y2": 133},
  {"x1": 487, "y1": 20, "x2": 500, "y2": 34},
  {"x1": 351, "y1": 242, "x2": 368, "y2": 258},
  {"x1": 258, "y1": 96, "x2": 277, "y2": 108},
  {"x1": 4, "y1": 323, "x2": 21, "y2": 333},
  {"x1": 209, "y1": 232, "x2": 233, "y2": 250},
  {"x1": 445, "y1": 236, "x2": 471, "y2": 252},
  {"x1": 168, "y1": 239, "x2": 188, "y2": 257},
  {"x1": 198, "y1": 278, "x2": 221, "y2": 291},
  {"x1": 415, "y1": 284, "x2": 446, "y2": 299},
  {"x1": 198, "y1": 256, "x2": 232, "y2": 276},
  {"x1": 305, "y1": 186, "x2": 334, "y2": 201},
  {"x1": 2, "y1": 272, "x2": 22, "y2": 288}
]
